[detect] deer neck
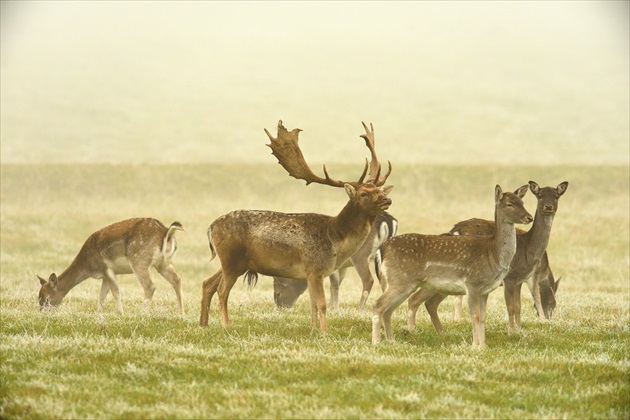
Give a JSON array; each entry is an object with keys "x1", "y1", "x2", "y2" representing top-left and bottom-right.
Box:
[
  {"x1": 328, "y1": 200, "x2": 375, "y2": 254},
  {"x1": 56, "y1": 254, "x2": 91, "y2": 297},
  {"x1": 522, "y1": 209, "x2": 554, "y2": 261},
  {"x1": 493, "y1": 206, "x2": 518, "y2": 270}
]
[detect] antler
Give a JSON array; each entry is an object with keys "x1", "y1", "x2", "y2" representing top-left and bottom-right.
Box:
[
  {"x1": 359, "y1": 122, "x2": 392, "y2": 187},
  {"x1": 265, "y1": 121, "x2": 368, "y2": 188}
]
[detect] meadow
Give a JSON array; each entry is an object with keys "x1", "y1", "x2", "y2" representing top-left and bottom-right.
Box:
[{"x1": 1, "y1": 163, "x2": 628, "y2": 418}]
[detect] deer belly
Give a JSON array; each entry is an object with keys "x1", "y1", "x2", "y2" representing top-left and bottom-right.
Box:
[
  {"x1": 423, "y1": 277, "x2": 467, "y2": 295},
  {"x1": 249, "y1": 253, "x2": 307, "y2": 280},
  {"x1": 421, "y1": 263, "x2": 469, "y2": 295},
  {"x1": 105, "y1": 257, "x2": 133, "y2": 274}
]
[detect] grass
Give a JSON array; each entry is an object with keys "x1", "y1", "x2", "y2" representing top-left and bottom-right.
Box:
[{"x1": 1, "y1": 163, "x2": 629, "y2": 418}]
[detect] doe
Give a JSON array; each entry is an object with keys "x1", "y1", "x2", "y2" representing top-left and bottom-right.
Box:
[
  {"x1": 373, "y1": 184, "x2": 532, "y2": 348},
  {"x1": 38, "y1": 218, "x2": 185, "y2": 314}
]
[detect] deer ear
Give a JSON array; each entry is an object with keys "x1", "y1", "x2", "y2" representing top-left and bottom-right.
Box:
[
  {"x1": 344, "y1": 183, "x2": 357, "y2": 199},
  {"x1": 495, "y1": 185, "x2": 504, "y2": 204},
  {"x1": 557, "y1": 181, "x2": 569, "y2": 196},
  {"x1": 48, "y1": 273, "x2": 59, "y2": 289},
  {"x1": 554, "y1": 277, "x2": 561, "y2": 293},
  {"x1": 514, "y1": 184, "x2": 529, "y2": 199},
  {"x1": 528, "y1": 181, "x2": 540, "y2": 196},
  {"x1": 381, "y1": 185, "x2": 394, "y2": 196},
  {"x1": 38, "y1": 275, "x2": 47, "y2": 286}
]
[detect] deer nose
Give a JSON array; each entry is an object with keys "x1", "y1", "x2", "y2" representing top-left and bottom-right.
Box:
[{"x1": 544, "y1": 205, "x2": 554, "y2": 212}]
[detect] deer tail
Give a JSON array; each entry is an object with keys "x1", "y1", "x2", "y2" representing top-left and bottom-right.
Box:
[
  {"x1": 162, "y1": 221, "x2": 184, "y2": 258},
  {"x1": 207, "y1": 226, "x2": 217, "y2": 262},
  {"x1": 243, "y1": 271, "x2": 259, "y2": 290},
  {"x1": 374, "y1": 247, "x2": 383, "y2": 284}
]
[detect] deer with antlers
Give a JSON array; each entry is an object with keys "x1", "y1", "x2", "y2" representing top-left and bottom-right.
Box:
[{"x1": 200, "y1": 121, "x2": 393, "y2": 331}]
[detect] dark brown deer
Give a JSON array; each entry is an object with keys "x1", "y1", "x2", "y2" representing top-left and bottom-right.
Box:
[
  {"x1": 37, "y1": 218, "x2": 185, "y2": 314},
  {"x1": 273, "y1": 211, "x2": 398, "y2": 310},
  {"x1": 200, "y1": 121, "x2": 393, "y2": 331},
  {"x1": 373, "y1": 185, "x2": 533, "y2": 348},
  {"x1": 406, "y1": 181, "x2": 567, "y2": 333}
]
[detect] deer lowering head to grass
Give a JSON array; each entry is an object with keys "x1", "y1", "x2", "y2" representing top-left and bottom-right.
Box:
[
  {"x1": 38, "y1": 218, "x2": 185, "y2": 314},
  {"x1": 372, "y1": 184, "x2": 533, "y2": 348},
  {"x1": 200, "y1": 121, "x2": 393, "y2": 331},
  {"x1": 406, "y1": 181, "x2": 568, "y2": 334},
  {"x1": 273, "y1": 211, "x2": 398, "y2": 310}
]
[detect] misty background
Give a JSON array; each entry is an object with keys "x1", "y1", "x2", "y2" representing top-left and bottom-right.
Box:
[{"x1": 1, "y1": 1, "x2": 628, "y2": 165}]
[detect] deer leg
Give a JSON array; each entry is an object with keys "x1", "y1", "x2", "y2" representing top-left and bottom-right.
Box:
[
  {"x1": 467, "y1": 286, "x2": 482, "y2": 347},
  {"x1": 514, "y1": 282, "x2": 523, "y2": 330},
  {"x1": 425, "y1": 293, "x2": 448, "y2": 334},
  {"x1": 504, "y1": 282, "x2": 517, "y2": 334},
  {"x1": 477, "y1": 293, "x2": 490, "y2": 349},
  {"x1": 98, "y1": 279, "x2": 110, "y2": 312},
  {"x1": 406, "y1": 288, "x2": 433, "y2": 330},
  {"x1": 131, "y1": 264, "x2": 156, "y2": 313},
  {"x1": 454, "y1": 295, "x2": 463, "y2": 321},
  {"x1": 373, "y1": 283, "x2": 418, "y2": 343},
  {"x1": 382, "y1": 307, "x2": 396, "y2": 340},
  {"x1": 200, "y1": 270, "x2": 222, "y2": 327},
  {"x1": 328, "y1": 270, "x2": 341, "y2": 310},
  {"x1": 157, "y1": 264, "x2": 184, "y2": 315},
  {"x1": 217, "y1": 271, "x2": 239, "y2": 327},
  {"x1": 308, "y1": 290, "x2": 318, "y2": 329},
  {"x1": 528, "y1": 276, "x2": 545, "y2": 319},
  {"x1": 354, "y1": 258, "x2": 375, "y2": 310},
  {"x1": 306, "y1": 274, "x2": 327, "y2": 332},
  {"x1": 104, "y1": 270, "x2": 123, "y2": 314}
]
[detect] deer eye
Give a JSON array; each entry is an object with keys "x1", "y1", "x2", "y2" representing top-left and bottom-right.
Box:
[{"x1": 361, "y1": 192, "x2": 368, "y2": 198}]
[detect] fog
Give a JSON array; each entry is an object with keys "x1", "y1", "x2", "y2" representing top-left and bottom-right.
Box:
[{"x1": 1, "y1": 1, "x2": 628, "y2": 164}]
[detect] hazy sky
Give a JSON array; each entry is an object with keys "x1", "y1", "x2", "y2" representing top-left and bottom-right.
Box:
[{"x1": 1, "y1": 1, "x2": 628, "y2": 164}]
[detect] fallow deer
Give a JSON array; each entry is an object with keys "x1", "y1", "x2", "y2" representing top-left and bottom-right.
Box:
[
  {"x1": 273, "y1": 211, "x2": 398, "y2": 310},
  {"x1": 405, "y1": 181, "x2": 568, "y2": 333},
  {"x1": 37, "y1": 218, "x2": 185, "y2": 314},
  {"x1": 372, "y1": 184, "x2": 533, "y2": 348},
  {"x1": 200, "y1": 121, "x2": 393, "y2": 331}
]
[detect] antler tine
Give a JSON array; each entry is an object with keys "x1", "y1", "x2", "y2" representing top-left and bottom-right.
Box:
[
  {"x1": 356, "y1": 158, "x2": 369, "y2": 184},
  {"x1": 377, "y1": 160, "x2": 392, "y2": 186},
  {"x1": 266, "y1": 120, "x2": 347, "y2": 188},
  {"x1": 359, "y1": 121, "x2": 390, "y2": 186}
]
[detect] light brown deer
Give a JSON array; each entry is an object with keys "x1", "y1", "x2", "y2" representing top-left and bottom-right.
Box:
[
  {"x1": 372, "y1": 184, "x2": 533, "y2": 348},
  {"x1": 273, "y1": 211, "x2": 398, "y2": 310},
  {"x1": 406, "y1": 181, "x2": 568, "y2": 333},
  {"x1": 37, "y1": 218, "x2": 185, "y2": 314},
  {"x1": 200, "y1": 121, "x2": 393, "y2": 331}
]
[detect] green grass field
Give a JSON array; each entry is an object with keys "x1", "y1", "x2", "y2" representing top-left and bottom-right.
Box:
[{"x1": 1, "y1": 163, "x2": 628, "y2": 418}]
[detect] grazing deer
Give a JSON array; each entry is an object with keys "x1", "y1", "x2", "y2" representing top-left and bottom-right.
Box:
[
  {"x1": 200, "y1": 121, "x2": 393, "y2": 331},
  {"x1": 372, "y1": 184, "x2": 533, "y2": 348},
  {"x1": 273, "y1": 211, "x2": 398, "y2": 310},
  {"x1": 37, "y1": 218, "x2": 185, "y2": 314},
  {"x1": 406, "y1": 181, "x2": 568, "y2": 333}
]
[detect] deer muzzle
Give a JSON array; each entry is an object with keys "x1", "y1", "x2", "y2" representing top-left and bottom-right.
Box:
[{"x1": 380, "y1": 197, "x2": 392, "y2": 210}]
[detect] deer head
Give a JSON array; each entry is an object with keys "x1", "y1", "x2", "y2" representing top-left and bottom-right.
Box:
[
  {"x1": 495, "y1": 184, "x2": 533, "y2": 225},
  {"x1": 529, "y1": 181, "x2": 569, "y2": 216},
  {"x1": 264, "y1": 121, "x2": 393, "y2": 213},
  {"x1": 37, "y1": 273, "x2": 63, "y2": 309}
]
